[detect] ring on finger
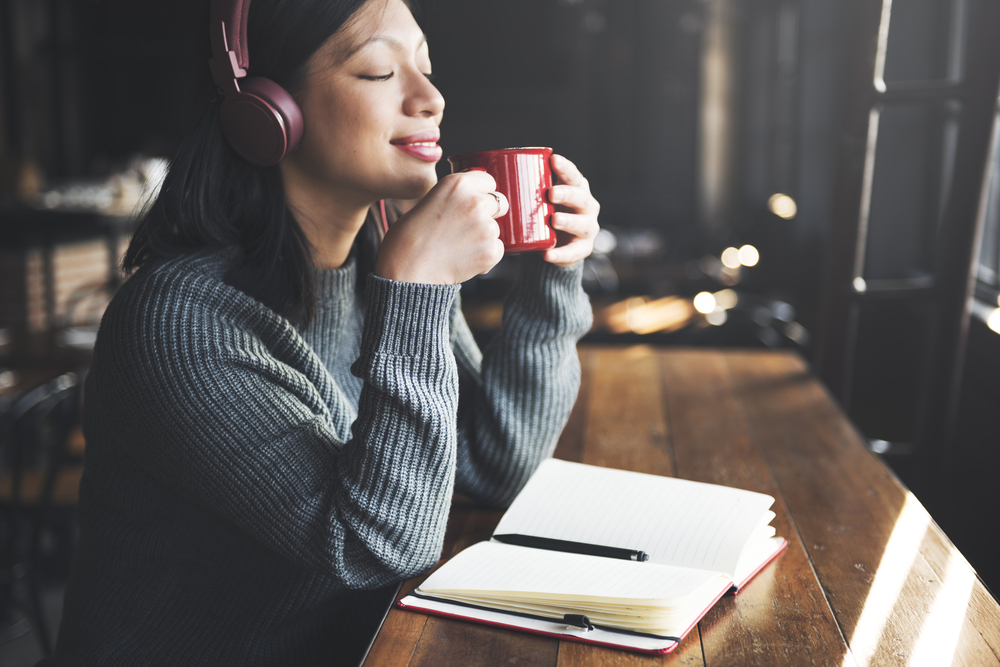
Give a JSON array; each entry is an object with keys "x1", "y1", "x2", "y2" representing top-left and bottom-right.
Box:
[{"x1": 487, "y1": 191, "x2": 503, "y2": 218}]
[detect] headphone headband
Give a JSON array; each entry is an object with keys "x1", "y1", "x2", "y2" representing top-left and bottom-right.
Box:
[{"x1": 210, "y1": 0, "x2": 251, "y2": 70}]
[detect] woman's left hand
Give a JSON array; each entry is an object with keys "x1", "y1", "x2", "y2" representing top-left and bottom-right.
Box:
[{"x1": 544, "y1": 154, "x2": 601, "y2": 268}]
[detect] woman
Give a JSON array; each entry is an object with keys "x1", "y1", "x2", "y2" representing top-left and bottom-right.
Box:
[{"x1": 45, "y1": 0, "x2": 598, "y2": 664}]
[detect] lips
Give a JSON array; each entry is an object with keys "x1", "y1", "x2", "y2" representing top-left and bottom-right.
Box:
[{"x1": 391, "y1": 131, "x2": 443, "y2": 162}]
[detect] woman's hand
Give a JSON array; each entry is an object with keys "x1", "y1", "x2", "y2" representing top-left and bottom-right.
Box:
[
  {"x1": 544, "y1": 154, "x2": 601, "y2": 268},
  {"x1": 375, "y1": 170, "x2": 508, "y2": 285}
]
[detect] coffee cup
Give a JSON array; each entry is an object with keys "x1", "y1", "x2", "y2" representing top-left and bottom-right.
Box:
[{"x1": 447, "y1": 147, "x2": 557, "y2": 253}]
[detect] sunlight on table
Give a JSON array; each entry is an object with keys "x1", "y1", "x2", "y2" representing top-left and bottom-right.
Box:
[
  {"x1": 907, "y1": 545, "x2": 976, "y2": 667},
  {"x1": 843, "y1": 492, "x2": 977, "y2": 667},
  {"x1": 846, "y1": 493, "x2": 927, "y2": 665}
]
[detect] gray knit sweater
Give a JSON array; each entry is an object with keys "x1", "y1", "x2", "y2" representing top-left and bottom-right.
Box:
[{"x1": 44, "y1": 249, "x2": 591, "y2": 666}]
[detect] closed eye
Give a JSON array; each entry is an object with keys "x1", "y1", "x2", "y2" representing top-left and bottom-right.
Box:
[{"x1": 359, "y1": 73, "x2": 394, "y2": 81}]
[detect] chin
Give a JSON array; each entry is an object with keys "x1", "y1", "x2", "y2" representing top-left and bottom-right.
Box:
[{"x1": 389, "y1": 172, "x2": 439, "y2": 200}]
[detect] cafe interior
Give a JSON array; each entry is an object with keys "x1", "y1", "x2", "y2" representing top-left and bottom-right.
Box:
[{"x1": 1, "y1": 0, "x2": 999, "y2": 664}]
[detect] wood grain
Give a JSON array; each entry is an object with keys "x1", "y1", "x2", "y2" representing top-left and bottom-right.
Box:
[
  {"x1": 725, "y1": 350, "x2": 1000, "y2": 667},
  {"x1": 557, "y1": 639, "x2": 706, "y2": 667},
  {"x1": 659, "y1": 349, "x2": 854, "y2": 667},
  {"x1": 362, "y1": 608, "x2": 427, "y2": 667},
  {"x1": 364, "y1": 346, "x2": 1000, "y2": 667},
  {"x1": 408, "y1": 619, "x2": 559, "y2": 667},
  {"x1": 578, "y1": 346, "x2": 674, "y2": 477}
]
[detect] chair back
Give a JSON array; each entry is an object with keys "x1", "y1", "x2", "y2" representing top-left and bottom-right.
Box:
[
  {"x1": 0, "y1": 372, "x2": 79, "y2": 656},
  {"x1": 0, "y1": 374, "x2": 80, "y2": 513}
]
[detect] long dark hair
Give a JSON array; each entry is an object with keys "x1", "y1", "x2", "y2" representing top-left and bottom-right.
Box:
[{"x1": 123, "y1": 0, "x2": 377, "y2": 327}]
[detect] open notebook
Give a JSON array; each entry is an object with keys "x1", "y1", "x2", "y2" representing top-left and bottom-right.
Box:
[{"x1": 398, "y1": 459, "x2": 787, "y2": 654}]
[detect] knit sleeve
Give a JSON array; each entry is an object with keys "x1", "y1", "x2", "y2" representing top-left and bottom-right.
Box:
[
  {"x1": 87, "y1": 263, "x2": 461, "y2": 589},
  {"x1": 451, "y1": 254, "x2": 593, "y2": 507}
]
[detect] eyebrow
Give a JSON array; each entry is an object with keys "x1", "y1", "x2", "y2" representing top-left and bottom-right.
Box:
[{"x1": 341, "y1": 33, "x2": 428, "y2": 61}]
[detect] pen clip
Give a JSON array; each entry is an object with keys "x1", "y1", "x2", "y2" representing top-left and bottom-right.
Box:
[{"x1": 563, "y1": 614, "x2": 595, "y2": 632}]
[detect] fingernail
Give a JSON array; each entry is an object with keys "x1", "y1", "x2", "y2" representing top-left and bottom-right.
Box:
[{"x1": 550, "y1": 188, "x2": 564, "y2": 203}]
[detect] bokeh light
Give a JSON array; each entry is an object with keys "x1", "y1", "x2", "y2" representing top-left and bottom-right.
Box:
[
  {"x1": 714, "y1": 289, "x2": 738, "y2": 310},
  {"x1": 721, "y1": 247, "x2": 741, "y2": 269},
  {"x1": 706, "y1": 310, "x2": 728, "y2": 326},
  {"x1": 738, "y1": 245, "x2": 759, "y2": 267},
  {"x1": 768, "y1": 193, "x2": 798, "y2": 219},
  {"x1": 988, "y1": 308, "x2": 1000, "y2": 334},
  {"x1": 693, "y1": 292, "x2": 716, "y2": 314}
]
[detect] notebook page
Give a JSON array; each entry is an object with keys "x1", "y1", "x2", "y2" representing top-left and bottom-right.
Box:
[
  {"x1": 494, "y1": 459, "x2": 776, "y2": 577},
  {"x1": 397, "y1": 596, "x2": 681, "y2": 654},
  {"x1": 418, "y1": 541, "x2": 727, "y2": 602},
  {"x1": 732, "y1": 536, "x2": 786, "y2": 588}
]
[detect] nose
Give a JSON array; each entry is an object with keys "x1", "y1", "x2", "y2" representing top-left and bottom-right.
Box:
[{"x1": 404, "y1": 70, "x2": 445, "y2": 118}]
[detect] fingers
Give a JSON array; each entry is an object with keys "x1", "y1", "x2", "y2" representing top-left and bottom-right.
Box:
[
  {"x1": 544, "y1": 157, "x2": 601, "y2": 268},
  {"x1": 550, "y1": 154, "x2": 598, "y2": 215},
  {"x1": 550, "y1": 211, "x2": 597, "y2": 239},
  {"x1": 545, "y1": 211, "x2": 599, "y2": 268},
  {"x1": 550, "y1": 153, "x2": 587, "y2": 188},
  {"x1": 544, "y1": 236, "x2": 592, "y2": 268},
  {"x1": 456, "y1": 168, "x2": 498, "y2": 193},
  {"x1": 488, "y1": 191, "x2": 510, "y2": 219},
  {"x1": 450, "y1": 170, "x2": 509, "y2": 217},
  {"x1": 376, "y1": 170, "x2": 509, "y2": 284},
  {"x1": 551, "y1": 183, "x2": 599, "y2": 211}
]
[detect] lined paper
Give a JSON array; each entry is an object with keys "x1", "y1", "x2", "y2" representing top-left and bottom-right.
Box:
[{"x1": 494, "y1": 459, "x2": 776, "y2": 577}]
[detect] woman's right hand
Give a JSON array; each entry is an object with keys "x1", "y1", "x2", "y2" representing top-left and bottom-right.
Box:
[{"x1": 375, "y1": 171, "x2": 508, "y2": 285}]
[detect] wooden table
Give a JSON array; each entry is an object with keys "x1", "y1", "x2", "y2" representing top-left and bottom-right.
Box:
[{"x1": 364, "y1": 346, "x2": 1000, "y2": 666}]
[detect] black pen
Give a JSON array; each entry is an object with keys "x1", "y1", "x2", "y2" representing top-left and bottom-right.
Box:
[{"x1": 493, "y1": 534, "x2": 650, "y2": 562}]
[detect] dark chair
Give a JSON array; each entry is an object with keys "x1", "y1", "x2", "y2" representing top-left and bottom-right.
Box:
[{"x1": 0, "y1": 373, "x2": 82, "y2": 656}]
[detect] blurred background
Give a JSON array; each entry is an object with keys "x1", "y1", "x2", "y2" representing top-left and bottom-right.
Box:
[{"x1": 1, "y1": 0, "x2": 999, "y2": 661}]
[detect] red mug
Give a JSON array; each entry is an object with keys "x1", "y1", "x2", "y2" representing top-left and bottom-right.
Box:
[{"x1": 447, "y1": 147, "x2": 558, "y2": 253}]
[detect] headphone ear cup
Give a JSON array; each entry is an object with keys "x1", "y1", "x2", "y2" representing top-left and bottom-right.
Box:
[{"x1": 219, "y1": 77, "x2": 304, "y2": 167}]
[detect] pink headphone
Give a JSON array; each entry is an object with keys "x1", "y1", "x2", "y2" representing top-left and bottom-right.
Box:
[{"x1": 208, "y1": 0, "x2": 304, "y2": 166}]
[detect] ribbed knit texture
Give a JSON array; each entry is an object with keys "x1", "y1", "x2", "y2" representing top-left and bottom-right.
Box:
[{"x1": 42, "y1": 249, "x2": 592, "y2": 666}]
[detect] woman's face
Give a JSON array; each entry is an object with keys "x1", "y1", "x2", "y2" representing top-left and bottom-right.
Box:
[{"x1": 285, "y1": 0, "x2": 445, "y2": 206}]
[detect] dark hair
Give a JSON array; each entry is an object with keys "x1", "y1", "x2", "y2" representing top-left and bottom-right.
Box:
[{"x1": 123, "y1": 0, "x2": 379, "y2": 327}]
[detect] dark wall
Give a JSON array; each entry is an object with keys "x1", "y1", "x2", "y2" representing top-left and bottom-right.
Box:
[
  {"x1": 0, "y1": 0, "x2": 205, "y2": 182},
  {"x1": 422, "y1": 0, "x2": 704, "y2": 260},
  {"x1": 948, "y1": 318, "x2": 1000, "y2": 594},
  {"x1": 74, "y1": 1, "x2": 206, "y2": 169}
]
